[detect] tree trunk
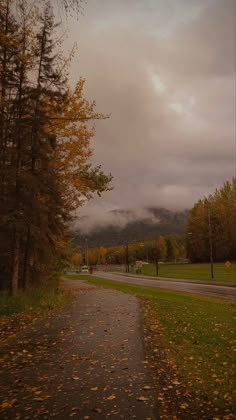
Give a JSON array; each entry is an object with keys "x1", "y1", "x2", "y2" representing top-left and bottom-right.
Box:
[
  {"x1": 155, "y1": 258, "x2": 159, "y2": 277},
  {"x1": 11, "y1": 231, "x2": 20, "y2": 296},
  {"x1": 22, "y1": 226, "x2": 31, "y2": 289}
]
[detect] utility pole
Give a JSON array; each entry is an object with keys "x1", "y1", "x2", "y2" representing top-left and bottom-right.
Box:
[
  {"x1": 85, "y1": 238, "x2": 89, "y2": 266},
  {"x1": 155, "y1": 240, "x2": 159, "y2": 277},
  {"x1": 207, "y1": 208, "x2": 214, "y2": 279},
  {"x1": 125, "y1": 243, "x2": 129, "y2": 273}
]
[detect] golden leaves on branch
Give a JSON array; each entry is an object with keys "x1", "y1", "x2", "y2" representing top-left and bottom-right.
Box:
[{"x1": 42, "y1": 78, "x2": 111, "y2": 211}]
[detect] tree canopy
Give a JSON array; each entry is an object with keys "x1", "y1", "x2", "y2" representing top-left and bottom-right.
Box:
[{"x1": 185, "y1": 178, "x2": 236, "y2": 262}]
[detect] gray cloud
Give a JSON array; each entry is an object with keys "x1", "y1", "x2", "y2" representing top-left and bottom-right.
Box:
[
  {"x1": 65, "y1": 0, "x2": 235, "y2": 226},
  {"x1": 73, "y1": 206, "x2": 160, "y2": 234}
]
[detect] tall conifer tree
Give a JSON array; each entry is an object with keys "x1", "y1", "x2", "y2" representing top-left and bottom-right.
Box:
[{"x1": 0, "y1": 0, "x2": 112, "y2": 293}]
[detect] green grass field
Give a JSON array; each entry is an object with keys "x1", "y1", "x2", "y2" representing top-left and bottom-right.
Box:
[
  {"x1": 129, "y1": 262, "x2": 236, "y2": 283},
  {"x1": 66, "y1": 274, "x2": 236, "y2": 413}
]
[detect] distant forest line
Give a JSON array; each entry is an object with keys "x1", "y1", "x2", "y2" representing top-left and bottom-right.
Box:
[
  {"x1": 73, "y1": 207, "x2": 188, "y2": 249},
  {"x1": 72, "y1": 178, "x2": 236, "y2": 265}
]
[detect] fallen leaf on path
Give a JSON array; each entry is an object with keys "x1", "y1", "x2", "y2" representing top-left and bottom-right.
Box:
[
  {"x1": 137, "y1": 396, "x2": 148, "y2": 401},
  {"x1": 92, "y1": 407, "x2": 102, "y2": 413},
  {"x1": 33, "y1": 395, "x2": 51, "y2": 401},
  {"x1": 143, "y1": 385, "x2": 152, "y2": 391},
  {"x1": 180, "y1": 403, "x2": 189, "y2": 409},
  {"x1": 0, "y1": 399, "x2": 17, "y2": 408}
]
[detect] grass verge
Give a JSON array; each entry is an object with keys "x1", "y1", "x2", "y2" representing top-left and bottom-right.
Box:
[
  {"x1": 0, "y1": 282, "x2": 72, "y2": 345},
  {"x1": 67, "y1": 274, "x2": 236, "y2": 415},
  {"x1": 0, "y1": 283, "x2": 71, "y2": 316},
  {"x1": 131, "y1": 262, "x2": 236, "y2": 283}
]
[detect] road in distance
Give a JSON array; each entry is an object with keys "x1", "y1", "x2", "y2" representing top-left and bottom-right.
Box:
[{"x1": 93, "y1": 271, "x2": 236, "y2": 300}]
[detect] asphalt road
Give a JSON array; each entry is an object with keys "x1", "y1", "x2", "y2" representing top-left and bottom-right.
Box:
[{"x1": 93, "y1": 271, "x2": 236, "y2": 300}]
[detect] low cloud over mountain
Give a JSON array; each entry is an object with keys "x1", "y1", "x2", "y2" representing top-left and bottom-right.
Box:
[{"x1": 73, "y1": 207, "x2": 188, "y2": 248}]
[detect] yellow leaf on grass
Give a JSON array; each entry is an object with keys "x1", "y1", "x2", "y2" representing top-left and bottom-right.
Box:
[
  {"x1": 172, "y1": 380, "x2": 180, "y2": 385},
  {"x1": 107, "y1": 394, "x2": 116, "y2": 400}
]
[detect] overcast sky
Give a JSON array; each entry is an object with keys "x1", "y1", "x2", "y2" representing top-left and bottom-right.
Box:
[{"x1": 64, "y1": 0, "x2": 235, "y2": 226}]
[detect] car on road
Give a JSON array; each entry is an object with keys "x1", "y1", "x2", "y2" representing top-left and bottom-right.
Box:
[{"x1": 81, "y1": 265, "x2": 89, "y2": 273}]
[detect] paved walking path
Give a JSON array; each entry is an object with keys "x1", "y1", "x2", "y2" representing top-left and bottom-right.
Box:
[{"x1": 0, "y1": 281, "x2": 158, "y2": 419}]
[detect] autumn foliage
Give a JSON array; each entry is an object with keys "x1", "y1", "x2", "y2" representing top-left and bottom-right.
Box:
[
  {"x1": 0, "y1": 0, "x2": 111, "y2": 294},
  {"x1": 185, "y1": 178, "x2": 236, "y2": 262},
  {"x1": 70, "y1": 235, "x2": 185, "y2": 269}
]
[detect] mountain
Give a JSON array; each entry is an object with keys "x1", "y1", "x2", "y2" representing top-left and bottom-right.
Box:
[{"x1": 72, "y1": 207, "x2": 189, "y2": 248}]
